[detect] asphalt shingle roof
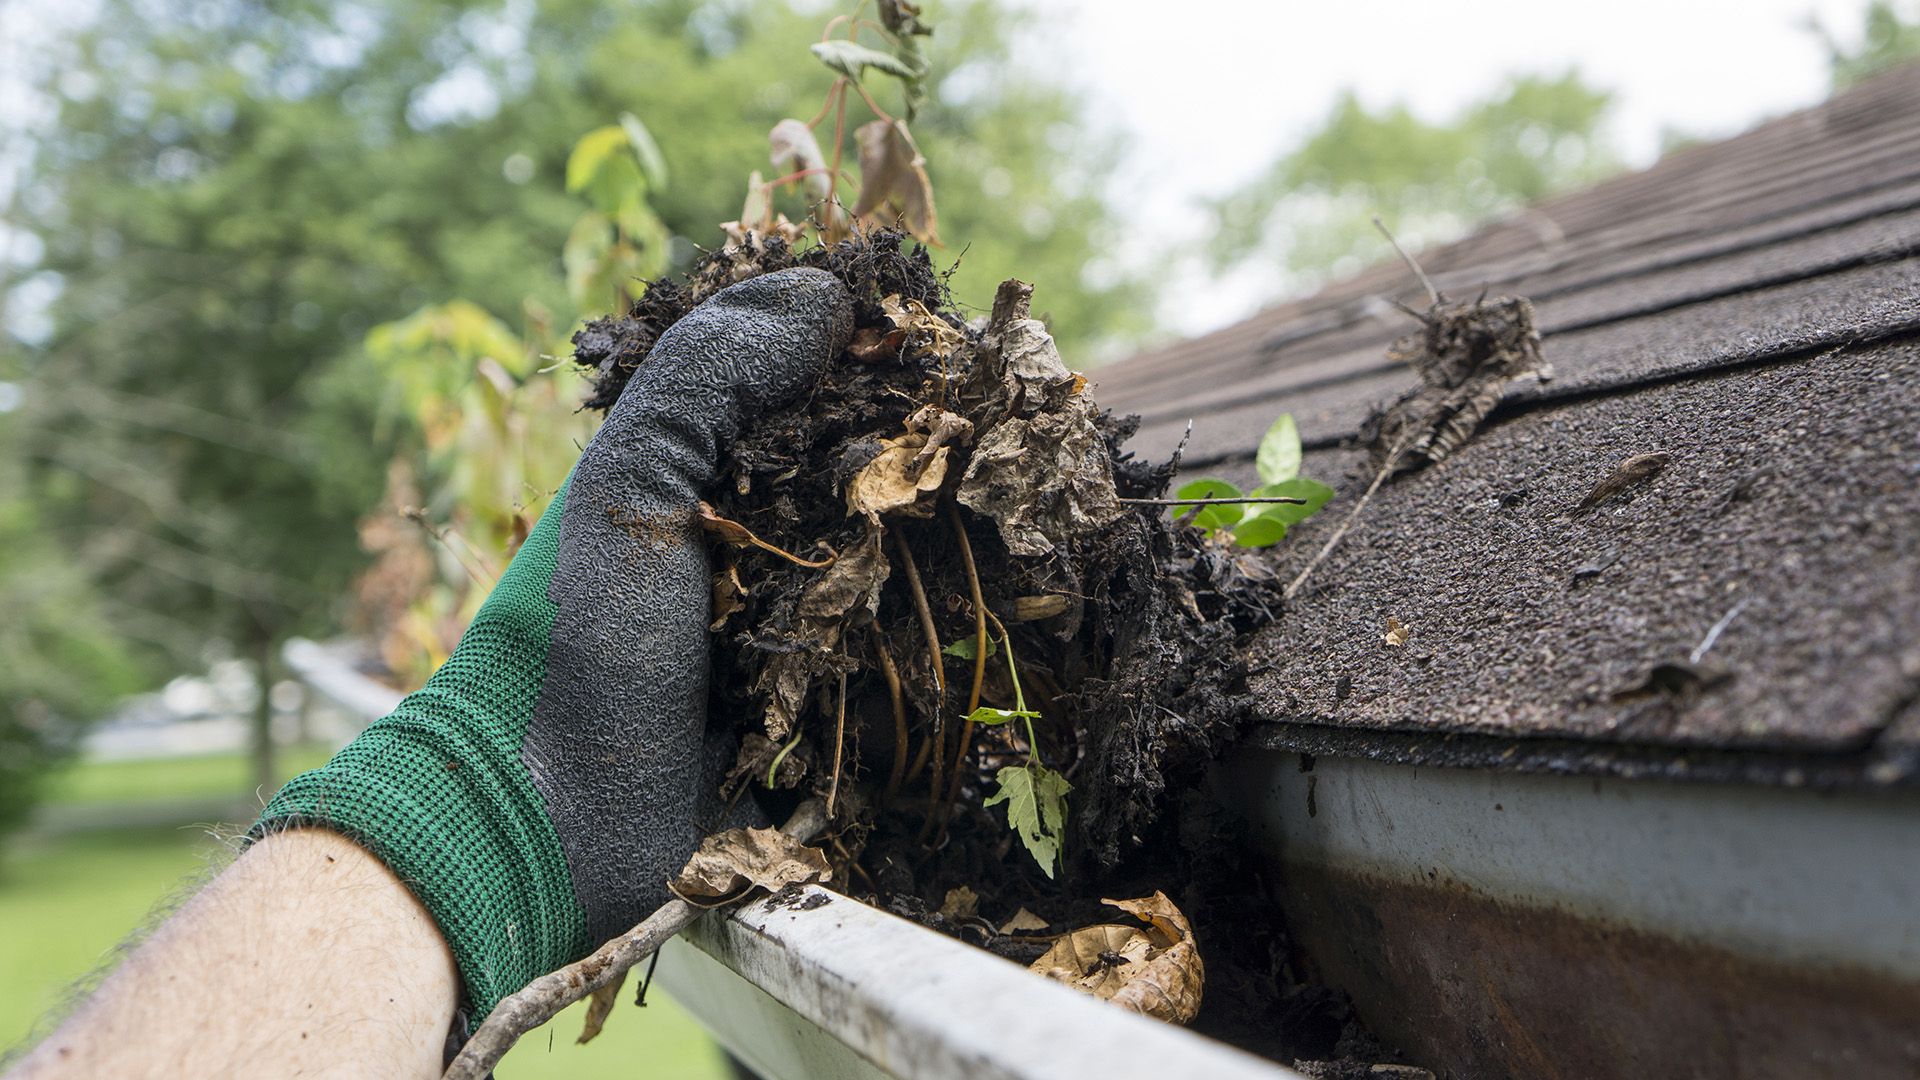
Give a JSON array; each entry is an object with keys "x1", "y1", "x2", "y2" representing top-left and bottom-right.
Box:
[{"x1": 1095, "y1": 64, "x2": 1920, "y2": 782}]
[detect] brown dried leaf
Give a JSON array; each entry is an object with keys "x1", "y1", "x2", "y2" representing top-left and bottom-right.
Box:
[
  {"x1": 576, "y1": 967, "x2": 628, "y2": 1045},
  {"x1": 1383, "y1": 616, "x2": 1410, "y2": 648},
  {"x1": 846, "y1": 437, "x2": 949, "y2": 518},
  {"x1": 710, "y1": 565, "x2": 747, "y2": 631},
  {"x1": 845, "y1": 406, "x2": 974, "y2": 520},
  {"x1": 999, "y1": 908, "x2": 1050, "y2": 934},
  {"x1": 847, "y1": 325, "x2": 907, "y2": 363},
  {"x1": 755, "y1": 525, "x2": 889, "y2": 739},
  {"x1": 668, "y1": 826, "x2": 832, "y2": 909},
  {"x1": 880, "y1": 293, "x2": 964, "y2": 360},
  {"x1": 956, "y1": 282, "x2": 1121, "y2": 556},
  {"x1": 768, "y1": 119, "x2": 831, "y2": 203},
  {"x1": 1009, "y1": 594, "x2": 1071, "y2": 622},
  {"x1": 939, "y1": 885, "x2": 980, "y2": 920},
  {"x1": 1029, "y1": 891, "x2": 1203, "y2": 1024},
  {"x1": 958, "y1": 403, "x2": 1122, "y2": 557},
  {"x1": 852, "y1": 118, "x2": 939, "y2": 245}
]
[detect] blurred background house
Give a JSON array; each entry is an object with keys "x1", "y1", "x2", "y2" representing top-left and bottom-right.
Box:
[{"x1": 4, "y1": 0, "x2": 1919, "y2": 1074}]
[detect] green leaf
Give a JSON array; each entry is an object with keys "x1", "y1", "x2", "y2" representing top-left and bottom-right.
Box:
[
  {"x1": 810, "y1": 39, "x2": 921, "y2": 83},
  {"x1": 1248, "y1": 477, "x2": 1335, "y2": 527},
  {"x1": 1256, "y1": 413, "x2": 1302, "y2": 485},
  {"x1": 1231, "y1": 515, "x2": 1287, "y2": 548},
  {"x1": 618, "y1": 113, "x2": 669, "y2": 191},
  {"x1": 943, "y1": 636, "x2": 998, "y2": 661},
  {"x1": 984, "y1": 763, "x2": 1071, "y2": 877},
  {"x1": 1171, "y1": 478, "x2": 1244, "y2": 533},
  {"x1": 964, "y1": 705, "x2": 1041, "y2": 726},
  {"x1": 566, "y1": 126, "x2": 629, "y2": 196}
]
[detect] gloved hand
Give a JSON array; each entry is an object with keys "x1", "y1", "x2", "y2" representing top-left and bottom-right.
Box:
[{"x1": 256, "y1": 267, "x2": 854, "y2": 1022}]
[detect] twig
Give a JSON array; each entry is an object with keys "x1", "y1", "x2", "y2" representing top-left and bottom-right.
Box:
[
  {"x1": 874, "y1": 634, "x2": 909, "y2": 801},
  {"x1": 1118, "y1": 496, "x2": 1307, "y2": 507},
  {"x1": 1373, "y1": 216, "x2": 1441, "y2": 306},
  {"x1": 1690, "y1": 598, "x2": 1750, "y2": 664},
  {"x1": 827, "y1": 671, "x2": 849, "y2": 818},
  {"x1": 444, "y1": 800, "x2": 830, "y2": 1080},
  {"x1": 1284, "y1": 436, "x2": 1410, "y2": 602}
]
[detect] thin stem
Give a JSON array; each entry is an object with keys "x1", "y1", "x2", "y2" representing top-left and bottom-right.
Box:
[
  {"x1": 804, "y1": 78, "x2": 844, "y2": 129},
  {"x1": 944, "y1": 500, "x2": 988, "y2": 811},
  {"x1": 825, "y1": 82, "x2": 850, "y2": 236},
  {"x1": 827, "y1": 671, "x2": 849, "y2": 818},
  {"x1": 766, "y1": 727, "x2": 804, "y2": 789},
  {"x1": 1374, "y1": 215, "x2": 1442, "y2": 306},
  {"x1": 889, "y1": 528, "x2": 945, "y2": 697},
  {"x1": 1119, "y1": 495, "x2": 1307, "y2": 507},
  {"x1": 849, "y1": 77, "x2": 895, "y2": 125},
  {"x1": 1283, "y1": 435, "x2": 1410, "y2": 602},
  {"x1": 699, "y1": 502, "x2": 837, "y2": 569},
  {"x1": 874, "y1": 634, "x2": 909, "y2": 801},
  {"x1": 999, "y1": 634, "x2": 1043, "y2": 768}
]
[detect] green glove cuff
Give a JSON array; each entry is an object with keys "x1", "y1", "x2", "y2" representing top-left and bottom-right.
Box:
[{"x1": 253, "y1": 482, "x2": 587, "y2": 1020}]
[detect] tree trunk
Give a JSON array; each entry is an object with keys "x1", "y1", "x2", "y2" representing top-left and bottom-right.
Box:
[{"x1": 251, "y1": 633, "x2": 278, "y2": 799}]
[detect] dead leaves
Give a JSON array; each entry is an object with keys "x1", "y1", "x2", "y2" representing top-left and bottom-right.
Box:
[
  {"x1": 957, "y1": 280, "x2": 1122, "y2": 556},
  {"x1": 1383, "y1": 616, "x2": 1410, "y2": 648},
  {"x1": 753, "y1": 524, "x2": 889, "y2": 740},
  {"x1": 1367, "y1": 295, "x2": 1544, "y2": 474},
  {"x1": 845, "y1": 405, "x2": 974, "y2": 519},
  {"x1": 854, "y1": 119, "x2": 938, "y2": 244},
  {"x1": 1030, "y1": 892, "x2": 1204, "y2": 1025},
  {"x1": 880, "y1": 293, "x2": 964, "y2": 360},
  {"x1": 768, "y1": 119, "x2": 831, "y2": 205},
  {"x1": 668, "y1": 825, "x2": 832, "y2": 909}
]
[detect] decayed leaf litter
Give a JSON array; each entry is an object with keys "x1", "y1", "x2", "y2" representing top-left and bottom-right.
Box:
[{"x1": 568, "y1": 232, "x2": 1293, "y2": 1034}]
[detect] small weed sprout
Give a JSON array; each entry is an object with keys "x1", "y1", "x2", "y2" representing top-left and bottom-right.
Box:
[
  {"x1": 1170, "y1": 413, "x2": 1334, "y2": 547},
  {"x1": 953, "y1": 632, "x2": 1070, "y2": 878}
]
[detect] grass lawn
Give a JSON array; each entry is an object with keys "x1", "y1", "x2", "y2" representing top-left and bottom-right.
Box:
[
  {"x1": 2, "y1": 755, "x2": 732, "y2": 1079},
  {"x1": 42, "y1": 744, "x2": 338, "y2": 806}
]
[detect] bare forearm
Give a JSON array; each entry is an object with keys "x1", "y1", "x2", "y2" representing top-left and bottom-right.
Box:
[{"x1": 10, "y1": 829, "x2": 458, "y2": 1079}]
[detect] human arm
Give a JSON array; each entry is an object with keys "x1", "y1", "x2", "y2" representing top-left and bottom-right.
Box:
[
  {"x1": 10, "y1": 829, "x2": 458, "y2": 1079},
  {"x1": 6, "y1": 267, "x2": 853, "y2": 1077}
]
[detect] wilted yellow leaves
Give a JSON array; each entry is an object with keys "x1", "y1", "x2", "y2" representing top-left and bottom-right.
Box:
[{"x1": 845, "y1": 404, "x2": 974, "y2": 520}]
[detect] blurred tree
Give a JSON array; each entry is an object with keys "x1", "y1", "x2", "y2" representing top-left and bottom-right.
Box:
[
  {"x1": 1, "y1": 0, "x2": 1143, "y2": 832},
  {"x1": 1207, "y1": 71, "x2": 1618, "y2": 286},
  {"x1": 0, "y1": 428, "x2": 149, "y2": 842},
  {"x1": 1812, "y1": 1, "x2": 1920, "y2": 89}
]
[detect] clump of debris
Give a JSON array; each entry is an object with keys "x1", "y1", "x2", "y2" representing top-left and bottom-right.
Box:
[
  {"x1": 571, "y1": 230, "x2": 1355, "y2": 1056},
  {"x1": 574, "y1": 231, "x2": 1276, "y2": 880}
]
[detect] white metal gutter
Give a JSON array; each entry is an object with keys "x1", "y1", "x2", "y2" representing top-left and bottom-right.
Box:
[
  {"x1": 659, "y1": 886, "x2": 1301, "y2": 1080},
  {"x1": 282, "y1": 640, "x2": 1301, "y2": 1079},
  {"x1": 1223, "y1": 744, "x2": 1920, "y2": 1078}
]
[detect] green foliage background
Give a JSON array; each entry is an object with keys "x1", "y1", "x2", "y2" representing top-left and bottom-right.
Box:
[{"x1": 0, "y1": 0, "x2": 1148, "y2": 845}]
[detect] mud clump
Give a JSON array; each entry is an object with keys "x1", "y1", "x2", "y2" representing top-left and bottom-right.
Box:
[{"x1": 572, "y1": 231, "x2": 1313, "y2": 1054}]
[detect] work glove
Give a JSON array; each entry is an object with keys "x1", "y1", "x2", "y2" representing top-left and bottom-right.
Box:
[{"x1": 255, "y1": 268, "x2": 854, "y2": 1022}]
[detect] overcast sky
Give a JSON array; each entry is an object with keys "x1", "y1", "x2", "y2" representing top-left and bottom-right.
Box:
[
  {"x1": 1, "y1": 0, "x2": 1890, "y2": 348},
  {"x1": 1019, "y1": 0, "x2": 1877, "y2": 337}
]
